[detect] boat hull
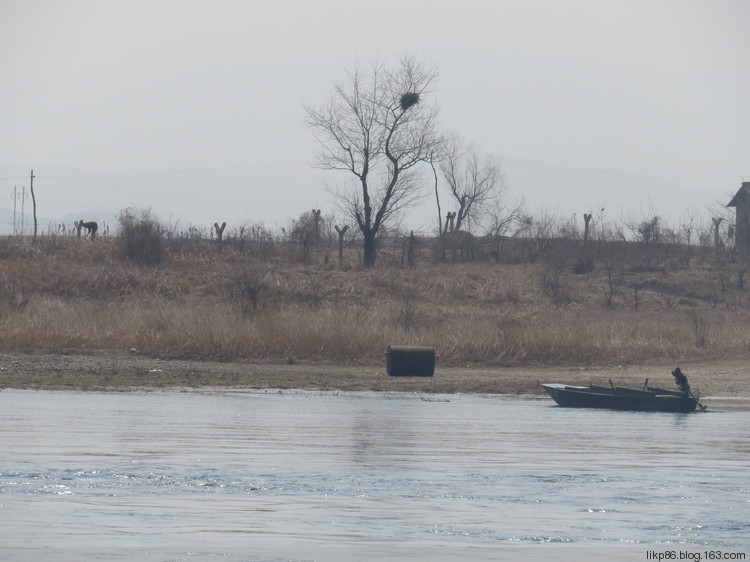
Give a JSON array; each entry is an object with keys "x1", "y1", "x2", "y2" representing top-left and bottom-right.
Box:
[{"x1": 542, "y1": 383, "x2": 698, "y2": 413}]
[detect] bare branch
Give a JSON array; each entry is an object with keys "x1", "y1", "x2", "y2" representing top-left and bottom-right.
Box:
[
  {"x1": 305, "y1": 55, "x2": 441, "y2": 266},
  {"x1": 440, "y1": 133, "x2": 505, "y2": 232}
]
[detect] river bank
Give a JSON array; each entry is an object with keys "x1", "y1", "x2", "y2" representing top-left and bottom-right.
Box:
[{"x1": 1, "y1": 351, "x2": 747, "y2": 396}]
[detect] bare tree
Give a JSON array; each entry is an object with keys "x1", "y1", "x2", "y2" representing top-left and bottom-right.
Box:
[
  {"x1": 624, "y1": 215, "x2": 661, "y2": 245},
  {"x1": 305, "y1": 55, "x2": 442, "y2": 267},
  {"x1": 486, "y1": 196, "x2": 527, "y2": 238},
  {"x1": 440, "y1": 133, "x2": 504, "y2": 233}
]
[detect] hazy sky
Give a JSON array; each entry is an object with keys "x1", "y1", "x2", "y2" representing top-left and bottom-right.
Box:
[{"x1": 1, "y1": 0, "x2": 748, "y2": 234}]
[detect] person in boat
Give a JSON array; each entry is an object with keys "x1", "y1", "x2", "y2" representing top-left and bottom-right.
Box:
[{"x1": 672, "y1": 367, "x2": 690, "y2": 397}]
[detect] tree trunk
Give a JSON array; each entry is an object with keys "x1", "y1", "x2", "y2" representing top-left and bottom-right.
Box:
[
  {"x1": 431, "y1": 159, "x2": 442, "y2": 237},
  {"x1": 363, "y1": 230, "x2": 377, "y2": 267}
]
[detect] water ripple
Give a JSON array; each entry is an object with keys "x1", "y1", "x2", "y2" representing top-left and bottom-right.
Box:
[{"x1": 1, "y1": 390, "x2": 748, "y2": 556}]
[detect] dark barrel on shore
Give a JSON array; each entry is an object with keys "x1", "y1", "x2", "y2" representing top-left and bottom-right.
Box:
[{"x1": 386, "y1": 345, "x2": 435, "y2": 377}]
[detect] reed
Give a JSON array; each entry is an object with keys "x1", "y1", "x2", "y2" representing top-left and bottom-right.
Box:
[{"x1": 1, "y1": 235, "x2": 749, "y2": 367}]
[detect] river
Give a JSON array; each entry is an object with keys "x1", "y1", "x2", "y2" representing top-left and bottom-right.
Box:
[{"x1": 1, "y1": 389, "x2": 748, "y2": 560}]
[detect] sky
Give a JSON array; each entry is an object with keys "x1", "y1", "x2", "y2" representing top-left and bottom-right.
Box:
[{"x1": 1, "y1": 0, "x2": 748, "y2": 236}]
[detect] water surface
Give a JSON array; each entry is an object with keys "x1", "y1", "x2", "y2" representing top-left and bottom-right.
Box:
[{"x1": 1, "y1": 389, "x2": 748, "y2": 560}]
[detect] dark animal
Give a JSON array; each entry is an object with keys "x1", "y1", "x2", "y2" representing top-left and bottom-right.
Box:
[{"x1": 79, "y1": 220, "x2": 98, "y2": 239}]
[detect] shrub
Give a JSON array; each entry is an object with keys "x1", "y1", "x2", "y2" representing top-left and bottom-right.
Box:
[
  {"x1": 118, "y1": 208, "x2": 165, "y2": 266},
  {"x1": 232, "y1": 265, "x2": 268, "y2": 314}
]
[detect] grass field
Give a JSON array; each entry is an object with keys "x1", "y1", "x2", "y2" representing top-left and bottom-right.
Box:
[{"x1": 1, "y1": 229, "x2": 749, "y2": 369}]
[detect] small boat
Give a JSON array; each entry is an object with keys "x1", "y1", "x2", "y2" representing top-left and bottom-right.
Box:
[{"x1": 542, "y1": 368, "x2": 705, "y2": 413}]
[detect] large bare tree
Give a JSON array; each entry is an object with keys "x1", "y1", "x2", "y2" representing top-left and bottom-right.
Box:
[
  {"x1": 305, "y1": 56, "x2": 441, "y2": 266},
  {"x1": 441, "y1": 133, "x2": 505, "y2": 233}
]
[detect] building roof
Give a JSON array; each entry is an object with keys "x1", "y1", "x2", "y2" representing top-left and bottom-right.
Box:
[{"x1": 727, "y1": 182, "x2": 750, "y2": 208}]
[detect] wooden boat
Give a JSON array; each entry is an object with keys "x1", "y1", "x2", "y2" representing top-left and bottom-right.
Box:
[{"x1": 542, "y1": 368, "x2": 705, "y2": 413}]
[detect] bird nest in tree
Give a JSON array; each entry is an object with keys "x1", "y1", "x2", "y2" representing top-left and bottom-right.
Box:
[{"x1": 400, "y1": 92, "x2": 420, "y2": 110}]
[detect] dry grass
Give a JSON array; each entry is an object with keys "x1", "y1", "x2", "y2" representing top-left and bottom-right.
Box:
[{"x1": 2, "y1": 235, "x2": 750, "y2": 368}]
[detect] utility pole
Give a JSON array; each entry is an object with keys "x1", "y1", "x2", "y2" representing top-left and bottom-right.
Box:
[
  {"x1": 20, "y1": 186, "x2": 27, "y2": 235},
  {"x1": 12, "y1": 186, "x2": 18, "y2": 235},
  {"x1": 30, "y1": 169, "x2": 37, "y2": 241}
]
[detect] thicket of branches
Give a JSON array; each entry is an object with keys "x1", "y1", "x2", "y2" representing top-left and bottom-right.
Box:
[
  {"x1": 302, "y1": 54, "x2": 740, "y2": 270},
  {"x1": 8, "y1": 202, "x2": 742, "y2": 271}
]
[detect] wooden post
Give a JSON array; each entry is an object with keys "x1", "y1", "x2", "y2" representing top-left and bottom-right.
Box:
[
  {"x1": 573, "y1": 212, "x2": 595, "y2": 274},
  {"x1": 214, "y1": 221, "x2": 227, "y2": 244},
  {"x1": 583, "y1": 213, "x2": 592, "y2": 246},
  {"x1": 311, "y1": 209, "x2": 321, "y2": 246},
  {"x1": 334, "y1": 224, "x2": 348, "y2": 264},
  {"x1": 407, "y1": 230, "x2": 415, "y2": 267},
  {"x1": 445, "y1": 211, "x2": 456, "y2": 234},
  {"x1": 713, "y1": 217, "x2": 723, "y2": 255}
]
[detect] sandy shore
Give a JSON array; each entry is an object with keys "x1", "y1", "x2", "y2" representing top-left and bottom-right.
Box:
[{"x1": 1, "y1": 350, "x2": 748, "y2": 397}]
